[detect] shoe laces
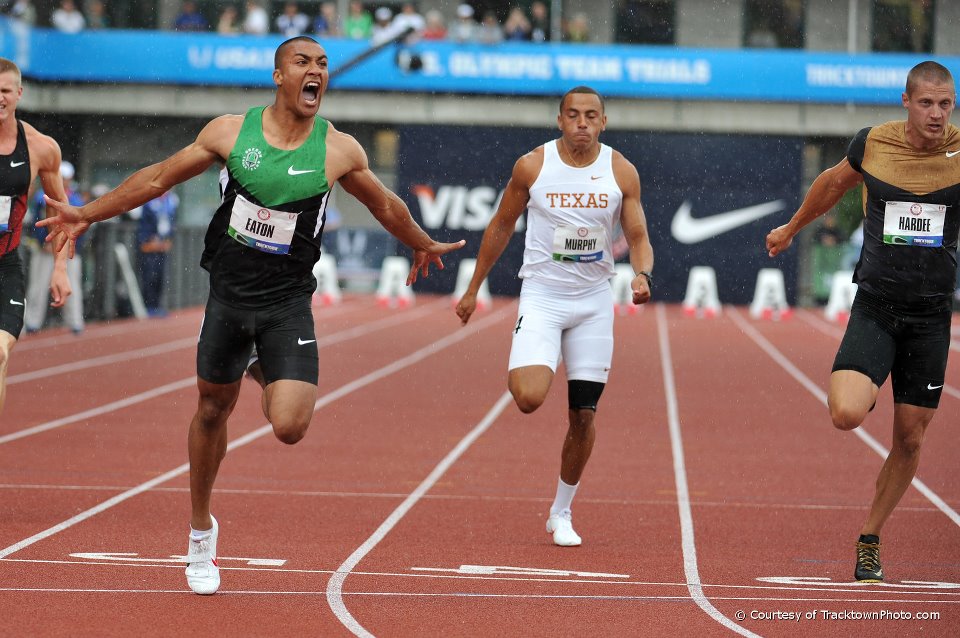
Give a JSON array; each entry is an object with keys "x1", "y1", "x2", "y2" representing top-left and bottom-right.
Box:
[
  {"x1": 188, "y1": 535, "x2": 213, "y2": 562},
  {"x1": 856, "y1": 541, "x2": 881, "y2": 571},
  {"x1": 554, "y1": 508, "x2": 573, "y2": 522}
]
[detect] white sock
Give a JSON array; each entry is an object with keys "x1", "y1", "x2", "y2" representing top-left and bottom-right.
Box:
[
  {"x1": 190, "y1": 527, "x2": 212, "y2": 541},
  {"x1": 550, "y1": 477, "x2": 579, "y2": 516}
]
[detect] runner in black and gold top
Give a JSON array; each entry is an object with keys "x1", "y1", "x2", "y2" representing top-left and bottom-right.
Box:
[
  {"x1": 39, "y1": 36, "x2": 465, "y2": 595},
  {"x1": 766, "y1": 61, "x2": 958, "y2": 584}
]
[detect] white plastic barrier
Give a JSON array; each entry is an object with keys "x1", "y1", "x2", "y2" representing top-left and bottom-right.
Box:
[
  {"x1": 749, "y1": 268, "x2": 792, "y2": 320},
  {"x1": 681, "y1": 266, "x2": 721, "y2": 318},
  {"x1": 312, "y1": 254, "x2": 342, "y2": 306},
  {"x1": 375, "y1": 256, "x2": 415, "y2": 308},
  {"x1": 451, "y1": 258, "x2": 492, "y2": 311},
  {"x1": 824, "y1": 270, "x2": 857, "y2": 322}
]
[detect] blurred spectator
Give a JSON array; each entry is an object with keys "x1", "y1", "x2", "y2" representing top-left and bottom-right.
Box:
[
  {"x1": 84, "y1": 0, "x2": 108, "y2": 29},
  {"x1": 24, "y1": 161, "x2": 85, "y2": 335},
  {"x1": 276, "y1": 1, "x2": 309, "y2": 38},
  {"x1": 841, "y1": 220, "x2": 863, "y2": 272},
  {"x1": 449, "y1": 4, "x2": 477, "y2": 43},
  {"x1": 216, "y1": 4, "x2": 240, "y2": 35},
  {"x1": 137, "y1": 190, "x2": 178, "y2": 318},
  {"x1": 391, "y1": 2, "x2": 425, "y2": 42},
  {"x1": 173, "y1": 0, "x2": 207, "y2": 32},
  {"x1": 9, "y1": 0, "x2": 37, "y2": 25},
  {"x1": 371, "y1": 7, "x2": 397, "y2": 46},
  {"x1": 503, "y1": 7, "x2": 531, "y2": 41},
  {"x1": 564, "y1": 12, "x2": 589, "y2": 43},
  {"x1": 243, "y1": 0, "x2": 269, "y2": 35},
  {"x1": 476, "y1": 11, "x2": 502, "y2": 44},
  {"x1": 51, "y1": 0, "x2": 85, "y2": 33},
  {"x1": 342, "y1": 0, "x2": 373, "y2": 40},
  {"x1": 313, "y1": 2, "x2": 340, "y2": 36},
  {"x1": 421, "y1": 9, "x2": 446, "y2": 40},
  {"x1": 814, "y1": 215, "x2": 844, "y2": 247},
  {"x1": 530, "y1": 0, "x2": 548, "y2": 42}
]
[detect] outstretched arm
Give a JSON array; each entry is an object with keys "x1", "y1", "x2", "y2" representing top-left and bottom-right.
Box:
[
  {"x1": 336, "y1": 137, "x2": 464, "y2": 285},
  {"x1": 38, "y1": 115, "x2": 238, "y2": 255},
  {"x1": 615, "y1": 154, "x2": 653, "y2": 305},
  {"x1": 766, "y1": 158, "x2": 862, "y2": 257},
  {"x1": 455, "y1": 153, "x2": 536, "y2": 325}
]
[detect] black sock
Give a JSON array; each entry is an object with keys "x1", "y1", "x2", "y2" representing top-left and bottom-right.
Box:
[{"x1": 859, "y1": 534, "x2": 880, "y2": 545}]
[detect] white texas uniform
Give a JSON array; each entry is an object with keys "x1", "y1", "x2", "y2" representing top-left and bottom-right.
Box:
[{"x1": 509, "y1": 140, "x2": 623, "y2": 382}]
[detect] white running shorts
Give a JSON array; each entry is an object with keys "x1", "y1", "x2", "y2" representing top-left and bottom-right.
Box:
[{"x1": 508, "y1": 278, "x2": 614, "y2": 383}]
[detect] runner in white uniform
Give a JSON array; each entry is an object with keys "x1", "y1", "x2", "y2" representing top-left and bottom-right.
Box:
[{"x1": 457, "y1": 86, "x2": 654, "y2": 546}]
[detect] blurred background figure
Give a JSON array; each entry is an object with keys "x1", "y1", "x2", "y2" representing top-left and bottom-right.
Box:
[
  {"x1": 391, "y1": 2, "x2": 425, "y2": 42},
  {"x1": 371, "y1": 6, "x2": 396, "y2": 45},
  {"x1": 564, "y1": 12, "x2": 590, "y2": 42},
  {"x1": 24, "y1": 161, "x2": 85, "y2": 335},
  {"x1": 450, "y1": 3, "x2": 476, "y2": 43},
  {"x1": 136, "y1": 190, "x2": 178, "y2": 318},
  {"x1": 476, "y1": 11, "x2": 502, "y2": 44},
  {"x1": 84, "y1": 0, "x2": 109, "y2": 29},
  {"x1": 312, "y1": 2, "x2": 340, "y2": 36},
  {"x1": 421, "y1": 9, "x2": 446, "y2": 40},
  {"x1": 342, "y1": 0, "x2": 372, "y2": 40},
  {"x1": 243, "y1": 0, "x2": 269, "y2": 35},
  {"x1": 275, "y1": 1, "x2": 309, "y2": 38},
  {"x1": 504, "y1": 6, "x2": 532, "y2": 41},
  {"x1": 8, "y1": 0, "x2": 37, "y2": 26},
  {"x1": 51, "y1": 0, "x2": 85, "y2": 33},
  {"x1": 216, "y1": 4, "x2": 240, "y2": 35},
  {"x1": 529, "y1": 1, "x2": 549, "y2": 42},
  {"x1": 173, "y1": 0, "x2": 207, "y2": 31}
]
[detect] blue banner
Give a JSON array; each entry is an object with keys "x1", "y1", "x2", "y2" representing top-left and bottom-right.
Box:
[
  {"x1": 398, "y1": 125, "x2": 801, "y2": 305},
  {"x1": 0, "y1": 17, "x2": 956, "y2": 104}
]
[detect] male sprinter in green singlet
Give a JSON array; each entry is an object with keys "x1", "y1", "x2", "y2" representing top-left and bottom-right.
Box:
[
  {"x1": 39, "y1": 36, "x2": 465, "y2": 595},
  {"x1": 767, "y1": 61, "x2": 959, "y2": 583}
]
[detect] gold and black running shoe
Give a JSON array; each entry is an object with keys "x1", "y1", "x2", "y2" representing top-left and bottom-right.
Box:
[{"x1": 855, "y1": 536, "x2": 883, "y2": 582}]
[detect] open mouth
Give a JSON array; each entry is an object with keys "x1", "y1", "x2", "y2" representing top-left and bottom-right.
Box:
[{"x1": 302, "y1": 82, "x2": 320, "y2": 105}]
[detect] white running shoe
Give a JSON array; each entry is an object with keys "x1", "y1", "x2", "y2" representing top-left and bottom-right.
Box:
[
  {"x1": 546, "y1": 509, "x2": 582, "y2": 547},
  {"x1": 185, "y1": 515, "x2": 220, "y2": 595}
]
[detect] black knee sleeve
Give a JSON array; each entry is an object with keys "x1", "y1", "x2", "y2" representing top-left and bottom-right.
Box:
[{"x1": 568, "y1": 380, "x2": 605, "y2": 411}]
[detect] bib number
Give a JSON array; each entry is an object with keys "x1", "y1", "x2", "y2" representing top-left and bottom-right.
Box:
[
  {"x1": 882, "y1": 201, "x2": 946, "y2": 247},
  {"x1": 227, "y1": 194, "x2": 298, "y2": 255},
  {"x1": 551, "y1": 225, "x2": 605, "y2": 263},
  {"x1": 0, "y1": 196, "x2": 11, "y2": 233}
]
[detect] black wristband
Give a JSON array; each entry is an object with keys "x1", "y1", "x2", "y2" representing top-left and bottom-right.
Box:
[{"x1": 638, "y1": 271, "x2": 653, "y2": 286}]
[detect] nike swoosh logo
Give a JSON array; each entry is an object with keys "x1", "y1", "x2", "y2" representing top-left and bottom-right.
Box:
[
  {"x1": 10, "y1": 299, "x2": 24, "y2": 305},
  {"x1": 297, "y1": 338, "x2": 316, "y2": 345},
  {"x1": 927, "y1": 383, "x2": 944, "y2": 390},
  {"x1": 10, "y1": 161, "x2": 24, "y2": 168},
  {"x1": 288, "y1": 167, "x2": 316, "y2": 176},
  {"x1": 946, "y1": 150, "x2": 960, "y2": 158},
  {"x1": 671, "y1": 200, "x2": 785, "y2": 244},
  {"x1": 590, "y1": 175, "x2": 603, "y2": 180}
]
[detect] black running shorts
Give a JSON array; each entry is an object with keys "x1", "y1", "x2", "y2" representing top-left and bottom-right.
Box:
[
  {"x1": 197, "y1": 294, "x2": 318, "y2": 386},
  {"x1": 0, "y1": 251, "x2": 25, "y2": 338},
  {"x1": 833, "y1": 289, "x2": 952, "y2": 408}
]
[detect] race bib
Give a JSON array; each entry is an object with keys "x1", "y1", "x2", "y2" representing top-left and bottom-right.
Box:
[
  {"x1": 551, "y1": 225, "x2": 606, "y2": 263},
  {"x1": 227, "y1": 194, "x2": 298, "y2": 255},
  {"x1": 0, "y1": 196, "x2": 11, "y2": 233},
  {"x1": 882, "y1": 200, "x2": 947, "y2": 247}
]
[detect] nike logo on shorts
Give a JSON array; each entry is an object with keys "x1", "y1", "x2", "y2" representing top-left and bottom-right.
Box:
[
  {"x1": 297, "y1": 338, "x2": 316, "y2": 345},
  {"x1": 927, "y1": 383, "x2": 944, "y2": 390}
]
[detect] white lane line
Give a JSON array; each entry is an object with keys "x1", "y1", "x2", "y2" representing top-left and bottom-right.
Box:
[
  {"x1": 0, "y1": 299, "x2": 448, "y2": 445},
  {"x1": 655, "y1": 304, "x2": 762, "y2": 638},
  {"x1": 728, "y1": 306, "x2": 960, "y2": 529},
  {"x1": 326, "y1": 391, "x2": 515, "y2": 638},
  {"x1": 0, "y1": 305, "x2": 515, "y2": 560},
  {"x1": 8, "y1": 298, "x2": 446, "y2": 386}
]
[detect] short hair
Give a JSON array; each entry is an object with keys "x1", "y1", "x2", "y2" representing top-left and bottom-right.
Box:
[
  {"x1": 0, "y1": 58, "x2": 22, "y2": 86},
  {"x1": 905, "y1": 61, "x2": 954, "y2": 95},
  {"x1": 560, "y1": 86, "x2": 605, "y2": 114},
  {"x1": 274, "y1": 36, "x2": 321, "y2": 70}
]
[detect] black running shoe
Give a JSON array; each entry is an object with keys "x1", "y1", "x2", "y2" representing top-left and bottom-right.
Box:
[{"x1": 855, "y1": 537, "x2": 883, "y2": 582}]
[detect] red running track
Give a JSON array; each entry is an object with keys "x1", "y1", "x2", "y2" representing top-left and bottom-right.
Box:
[{"x1": 0, "y1": 294, "x2": 957, "y2": 637}]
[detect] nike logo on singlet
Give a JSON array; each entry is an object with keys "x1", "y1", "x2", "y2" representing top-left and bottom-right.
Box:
[
  {"x1": 9, "y1": 299, "x2": 24, "y2": 305},
  {"x1": 927, "y1": 383, "x2": 944, "y2": 390},
  {"x1": 287, "y1": 166, "x2": 316, "y2": 176},
  {"x1": 9, "y1": 161, "x2": 24, "y2": 168},
  {"x1": 297, "y1": 338, "x2": 316, "y2": 345}
]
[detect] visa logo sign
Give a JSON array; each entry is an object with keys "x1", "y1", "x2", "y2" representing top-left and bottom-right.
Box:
[{"x1": 412, "y1": 185, "x2": 525, "y2": 232}]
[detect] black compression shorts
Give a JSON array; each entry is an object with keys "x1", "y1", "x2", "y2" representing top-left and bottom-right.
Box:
[
  {"x1": 197, "y1": 294, "x2": 318, "y2": 386},
  {"x1": 0, "y1": 251, "x2": 25, "y2": 338},
  {"x1": 833, "y1": 289, "x2": 951, "y2": 409}
]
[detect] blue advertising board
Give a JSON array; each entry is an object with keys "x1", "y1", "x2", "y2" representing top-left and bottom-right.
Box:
[
  {"x1": 0, "y1": 17, "x2": 956, "y2": 104},
  {"x1": 398, "y1": 125, "x2": 802, "y2": 304}
]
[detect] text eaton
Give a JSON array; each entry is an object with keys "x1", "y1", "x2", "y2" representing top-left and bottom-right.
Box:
[{"x1": 245, "y1": 218, "x2": 275, "y2": 238}]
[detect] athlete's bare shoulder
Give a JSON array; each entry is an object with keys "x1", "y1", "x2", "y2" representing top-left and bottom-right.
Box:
[
  {"x1": 511, "y1": 144, "x2": 545, "y2": 188},
  {"x1": 323, "y1": 121, "x2": 369, "y2": 182},
  {"x1": 21, "y1": 120, "x2": 62, "y2": 174},
  {"x1": 195, "y1": 114, "x2": 245, "y2": 160},
  {"x1": 610, "y1": 148, "x2": 640, "y2": 192}
]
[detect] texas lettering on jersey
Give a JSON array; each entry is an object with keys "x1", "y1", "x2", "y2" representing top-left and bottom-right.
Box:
[{"x1": 544, "y1": 192, "x2": 609, "y2": 208}]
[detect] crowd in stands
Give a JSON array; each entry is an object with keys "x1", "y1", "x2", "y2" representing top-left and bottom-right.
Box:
[{"x1": 2, "y1": 1, "x2": 594, "y2": 44}]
